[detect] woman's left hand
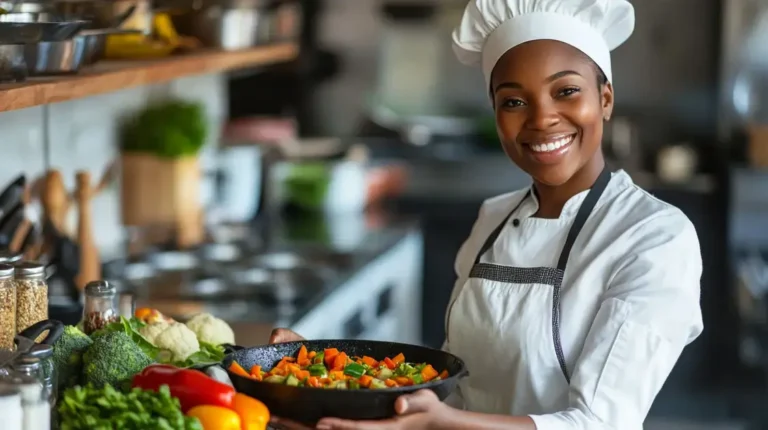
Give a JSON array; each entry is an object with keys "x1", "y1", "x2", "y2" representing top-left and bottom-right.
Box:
[{"x1": 315, "y1": 390, "x2": 450, "y2": 430}]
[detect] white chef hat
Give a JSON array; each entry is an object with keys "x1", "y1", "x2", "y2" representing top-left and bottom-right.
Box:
[{"x1": 452, "y1": 0, "x2": 635, "y2": 85}]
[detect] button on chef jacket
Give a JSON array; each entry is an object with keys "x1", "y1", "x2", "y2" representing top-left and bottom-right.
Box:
[{"x1": 443, "y1": 170, "x2": 704, "y2": 430}]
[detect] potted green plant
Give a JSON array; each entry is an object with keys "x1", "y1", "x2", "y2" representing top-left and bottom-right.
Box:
[{"x1": 119, "y1": 100, "x2": 208, "y2": 246}]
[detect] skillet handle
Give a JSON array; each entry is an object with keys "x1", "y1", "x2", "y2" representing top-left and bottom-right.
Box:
[
  {"x1": 221, "y1": 344, "x2": 244, "y2": 354},
  {"x1": 17, "y1": 319, "x2": 65, "y2": 345}
]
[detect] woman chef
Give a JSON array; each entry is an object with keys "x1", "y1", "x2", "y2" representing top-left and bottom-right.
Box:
[{"x1": 270, "y1": 0, "x2": 704, "y2": 429}]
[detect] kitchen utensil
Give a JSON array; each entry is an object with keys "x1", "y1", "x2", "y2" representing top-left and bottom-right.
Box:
[
  {"x1": 0, "y1": 204, "x2": 24, "y2": 249},
  {"x1": 0, "y1": 21, "x2": 89, "y2": 44},
  {"x1": 24, "y1": 37, "x2": 88, "y2": 75},
  {"x1": 0, "y1": 176, "x2": 26, "y2": 222},
  {"x1": 74, "y1": 171, "x2": 100, "y2": 291},
  {"x1": 0, "y1": 320, "x2": 64, "y2": 370},
  {"x1": 223, "y1": 340, "x2": 468, "y2": 424},
  {"x1": 0, "y1": 44, "x2": 27, "y2": 82},
  {"x1": 171, "y1": 0, "x2": 275, "y2": 50},
  {"x1": 75, "y1": 28, "x2": 141, "y2": 65}
]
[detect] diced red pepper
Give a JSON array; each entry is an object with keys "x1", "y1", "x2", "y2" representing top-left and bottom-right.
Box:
[{"x1": 383, "y1": 357, "x2": 396, "y2": 370}]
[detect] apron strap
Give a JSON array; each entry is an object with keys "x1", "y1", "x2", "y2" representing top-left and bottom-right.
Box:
[{"x1": 555, "y1": 168, "x2": 612, "y2": 270}]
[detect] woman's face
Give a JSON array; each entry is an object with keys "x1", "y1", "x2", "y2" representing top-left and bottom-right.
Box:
[{"x1": 491, "y1": 40, "x2": 613, "y2": 186}]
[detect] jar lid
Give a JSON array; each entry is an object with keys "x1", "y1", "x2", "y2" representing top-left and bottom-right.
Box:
[
  {"x1": 0, "y1": 263, "x2": 14, "y2": 279},
  {"x1": 85, "y1": 280, "x2": 116, "y2": 297},
  {"x1": 14, "y1": 262, "x2": 45, "y2": 278},
  {"x1": 20, "y1": 344, "x2": 53, "y2": 360},
  {"x1": 0, "y1": 250, "x2": 22, "y2": 264}
]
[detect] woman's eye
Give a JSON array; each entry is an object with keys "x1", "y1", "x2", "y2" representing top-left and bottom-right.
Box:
[
  {"x1": 557, "y1": 87, "x2": 581, "y2": 97},
  {"x1": 502, "y1": 98, "x2": 525, "y2": 108}
]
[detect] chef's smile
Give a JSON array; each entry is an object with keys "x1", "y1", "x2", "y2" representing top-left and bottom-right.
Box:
[{"x1": 520, "y1": 133, "x2": 577, "y2": 164}]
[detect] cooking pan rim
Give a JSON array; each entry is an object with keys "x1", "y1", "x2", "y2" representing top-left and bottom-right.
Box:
[{"x1": 223, "y1": 339, "x2": 469, "y2": 394}]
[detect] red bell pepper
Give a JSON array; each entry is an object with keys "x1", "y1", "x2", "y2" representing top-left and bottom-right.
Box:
[{"x1": 132, "y1": 364, "x2": 236, "y2": 412}]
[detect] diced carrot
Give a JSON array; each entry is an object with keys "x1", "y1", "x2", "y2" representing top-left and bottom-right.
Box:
[
  {"x1": 392, "y1": 353, "x2": 405, "y2": 365},
  {"x1": 438, "y1": 370, "x2": 449, "y2": 380},
  {"x1": 324, "y1": 348, "x2": 340, "y2": 367},
  {"x1": 308, "y1": 376, "x2": 321, "y2": 388},
  {"x1": 329, "y1": 370, "x2": 346, "y2": 380},
  {"x1": 384, "y1": 379, "x2": 398, "y2": 387},
  {"x1": 297, "y1": 345, "x2": 309, "y2": 363},
  {"x1": 361, "y1": 356, "x2": 378, "y2": 367},
  {"x1": 383, "y1": 357, "x2": 396, "y2": 370},
  {"x1": 286, "y1": 363, "x2": 302, "y2": 374},
  {"x1": 359, "y1": 375, "x2": 373, "y2": 388},
  {"x1": 228, "y1": 362, "x2": 250, "y2": 377},
  {"x1": 269, "y1": 367, "x2": 286, "y2": 376},
  {"x1": 320, "y1": 377, "x2": 331, "y2": 385},
  {"x1": 332, "y1": 352, "x2": 348, "y2": 371},
  {"x1": 394, "y1": 377, "x2": 412, "y2": 386},
  {"x1": 294, "y1": 370, "x2": 310, "y2": 381},
  {"x1": 308, "y1": 351, "x2": 317, "y2": 359},
  {"x1": 249, "y1": 365, "x2": 262, "y2": 377},
  {"x1": 421, "y1": 365, "x2": 439, "y2": 382}
]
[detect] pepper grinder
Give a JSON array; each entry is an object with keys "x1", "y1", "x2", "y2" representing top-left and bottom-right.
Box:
[{"x1": 74, "y1": 171, "x2": 99, "y2": 292}]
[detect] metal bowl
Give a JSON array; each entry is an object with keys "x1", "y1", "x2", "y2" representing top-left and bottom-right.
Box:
[
  {"x1": 0, "y1": 12, "x2": 58, "y2": 23},
  {"x1": 0, "y1": 44, "x2": 27, "y2": 82},
  {"x1": 0, "y1": 21, "x2": 90, "y2": 44},
  {"x1": 24, "y1": 38, "x2": 87, "y2": 75}
]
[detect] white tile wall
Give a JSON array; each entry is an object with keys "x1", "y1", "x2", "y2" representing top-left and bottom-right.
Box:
[{"x1": 0, "y1": 73, "x2": 228, "y2": 259}]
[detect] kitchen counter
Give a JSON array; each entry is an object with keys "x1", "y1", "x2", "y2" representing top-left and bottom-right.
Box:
[{"x1": 89, "y1": 210, "x2": 424, "y2": 347}]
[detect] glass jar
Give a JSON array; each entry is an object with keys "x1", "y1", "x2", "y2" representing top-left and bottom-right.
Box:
[
  {"x1": 14, "y1": 344, "x2": 55, "y2": 407},
  {"x1": 14, "y1": 263, "x2": 48, "y2": 336},
  {"x1": 0, "y1": 264, "x2": 17, "y2": 350},
  {"x1": 0, "y1": 382, "x2": 23, "y2": 430},
  {"x1": 0, "y1": 373, "x2": 49, "y2": 430},
  {"x1": 82, "y1": 281, "x2": 119, "y2": 335}
]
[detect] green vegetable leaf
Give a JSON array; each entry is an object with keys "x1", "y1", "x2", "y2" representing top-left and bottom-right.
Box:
[{"x1": 171, "y1": 341, "x2": 225, "y2": 368}]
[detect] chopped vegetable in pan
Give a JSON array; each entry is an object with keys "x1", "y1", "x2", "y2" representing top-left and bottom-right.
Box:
[{"x1": 229, "y1": 345, "x2": 450, "y2": 390}]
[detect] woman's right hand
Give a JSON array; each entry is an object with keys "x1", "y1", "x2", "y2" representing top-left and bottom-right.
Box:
[{"x1": 268, "y1": 328, "x2": 305, "y2": 344}]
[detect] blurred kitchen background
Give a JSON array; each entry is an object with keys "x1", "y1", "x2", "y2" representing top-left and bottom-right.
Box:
[{"x1": 1, "y1": 0, "x2": 768, "y2": 428}]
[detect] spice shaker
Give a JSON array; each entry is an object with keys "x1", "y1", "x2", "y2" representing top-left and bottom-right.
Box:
[
  {"x1": 0, "y1": 264, "x2": 16, "y2": 350},
  {"x1": 0, "y1": 373, "x2": 49, "y2": 430},
  {"x1": 13, "y1": 262, "x2": 48, "y2": 336},
  {"x1": 0, "y1": 383, "x2": 23, "y2": 430},
  {"x1": 82, "y1": 280, "x2": 119, "y2": 335},
  {"x1": 13, "y1": 344, "x2": 56, "y2": 406}
]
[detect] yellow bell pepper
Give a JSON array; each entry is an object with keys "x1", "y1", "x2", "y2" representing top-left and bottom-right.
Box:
[
  {"x1": 187, "y1": 405, "x2": 242, "y2": 430},
  {"x1": 231, "y1": 393, "x2": 270, "y2": 430}
]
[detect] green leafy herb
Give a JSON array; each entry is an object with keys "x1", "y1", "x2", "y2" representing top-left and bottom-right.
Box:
[
  {"x1": 121, "y1": 100, "x2": 208, "y2": 159},
  {"x1": 58, "y1": 384, "x2": 202, "y2": 430}
]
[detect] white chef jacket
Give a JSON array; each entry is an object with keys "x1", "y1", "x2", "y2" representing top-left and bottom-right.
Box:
[{"x1": 443, "y1": 170, "x2": 704, "y2": 430}]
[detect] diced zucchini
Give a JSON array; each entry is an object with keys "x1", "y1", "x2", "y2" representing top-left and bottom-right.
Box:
[
  {"x1": 348, "y1": 380, "x2": 361, "y2": 390},
  {"x1": 410, "y1": 373, "x2": 424, "y2": 385},
  {"x1": 313, "y1": 352, "x2": 325, "y2": 364},
  {"x1": 377, "y1": 368, "x2": 394, "y2": 380},
  {"x1": 331, "y1": 380, "x2": 348, "y2": 390},
  {"x1": 285, "y1": 374, "x2": 300, "y2": 386},
  {"x1": 369, "y1": 379, "x2": 388, "y2": 389},
  {"x1": 264, "y1": 375, "x2": 286, "y2": 384}
]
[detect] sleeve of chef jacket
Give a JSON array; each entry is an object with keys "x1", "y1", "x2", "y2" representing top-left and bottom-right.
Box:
[{"x1": 529, "y1": 210, "x2": 704, "y2": 430}]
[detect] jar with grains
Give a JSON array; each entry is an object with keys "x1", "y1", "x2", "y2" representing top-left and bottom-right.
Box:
[
  {"x1": 0, "y1": 264, "x2": 16, "y2": 350},
  {"x1": 82, "y1": 281, "x2": 119, "y2": 335},
  {"x1": 14, "y1": 263, "x2": 48, "y2": 337}
]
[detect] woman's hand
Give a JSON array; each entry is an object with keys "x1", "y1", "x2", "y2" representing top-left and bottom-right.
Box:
[
  {"x1": 268, "y1": 328, "x2": 305, "y2": 344},
  {"x1": 314, "y1": 390, "x2": 451, "y2": 430}
]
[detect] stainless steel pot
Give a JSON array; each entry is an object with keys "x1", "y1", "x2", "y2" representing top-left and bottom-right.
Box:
[
  {"x1": 172, "y1": 0, "x2": 276, "y2": 50},
  {"x1": 24, "y1": 38, "x2": 88, "y2": 75},
  {"x1": 75, "y1": 27, "x2": 141, "y2": 64}
]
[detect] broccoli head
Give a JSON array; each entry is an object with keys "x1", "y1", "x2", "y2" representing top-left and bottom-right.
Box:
[
  {"x1": 52, "y1": 326, "x2": 93, "y2": 391},
  {"x1": 82, "y1": 331, "x2": 153, "y2": 389}
]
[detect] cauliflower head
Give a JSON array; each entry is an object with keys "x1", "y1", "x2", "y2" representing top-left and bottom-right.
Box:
[
  {"x1": 138, "y1": 321, "x2": 172, "y2": 345},
  {"x1": 140, "y1": 321, "x2": 200, "y2": 361},
  {"x1": 185, "y1": 313, "x2": 235, "y2": 346}
]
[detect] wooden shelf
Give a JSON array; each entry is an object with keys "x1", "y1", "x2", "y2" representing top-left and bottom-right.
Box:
[{"x1": 0, "y1": 42, "x2": 299, "y2": 113}]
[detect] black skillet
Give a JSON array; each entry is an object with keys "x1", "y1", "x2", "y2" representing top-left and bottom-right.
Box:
[{"x1": 223, "y1": 340, "x2": 468, "y2": 425}]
